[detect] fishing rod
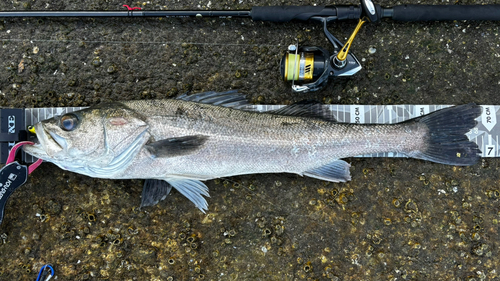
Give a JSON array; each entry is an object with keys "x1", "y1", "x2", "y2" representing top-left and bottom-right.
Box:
[{"x1": 1, "y1": 1, "x2": 500, "y2": 93}]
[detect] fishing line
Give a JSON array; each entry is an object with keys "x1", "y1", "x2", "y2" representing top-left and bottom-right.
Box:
[{"x1": 0, "y1": 37, "x2": 281, "y2": 47}]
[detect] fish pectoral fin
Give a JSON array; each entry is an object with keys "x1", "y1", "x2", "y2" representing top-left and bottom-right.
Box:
[
  {"x1": 303, "y1": 160, "x2": 351, "y2": 182},
  {"x1": 176, "y1": 90, "x2": 250, "y2": 109},
  {"x1": 140, "y1": 179, "x2": 173, "y2": 208},
  {"x1": 166, "y1": 179, "x2": 210, "y2": 213},
  {"x1": 270, "y1": 100, "x2": 337, "y2": 122},
  {"x1": 145, "y1": 135, "x2": 209, "y2": 158}
]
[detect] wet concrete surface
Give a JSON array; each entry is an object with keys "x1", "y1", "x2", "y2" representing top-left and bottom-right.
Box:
[{"x1": 0, "y1": 0, "x2": 499, "y2": 280}]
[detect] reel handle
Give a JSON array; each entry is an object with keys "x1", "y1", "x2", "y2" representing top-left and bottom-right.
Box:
[
  {"x1": 250, "y1": 5, "x2": 360, "y2": 22},
  {"x1": 390, "y1": 5, "x2": 500, "y2": 21}
]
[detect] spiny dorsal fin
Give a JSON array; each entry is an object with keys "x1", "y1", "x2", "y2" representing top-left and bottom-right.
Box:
[
  {"x1": 270, "y1": 100, "x2": 337, "y2": 122},
  {"x1": 145, "y1": 135, "x2": 208, "y2": 158},
  {"x1": 176, "y1": 90, "x2": 249, "y2": 109}
]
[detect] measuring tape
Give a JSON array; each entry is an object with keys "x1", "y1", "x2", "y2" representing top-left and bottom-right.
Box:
[{"x1": 0, "y1": 104, "x2": 497, "y2": 164}]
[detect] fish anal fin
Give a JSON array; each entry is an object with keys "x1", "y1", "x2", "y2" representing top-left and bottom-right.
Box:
[
  {"x1": 304, "y1": 160, "x2": 351, "y2": 182},
  {"x1": 166, "y1": 179, "x2": 210, "y2": 213},
  {"x1": 271, "y1": 100, "x2": 337, "y2": 122},
  {"x1": 146, "y1": 135, "x2": 208, "y2": 158},
  {"x1": 140, "y1": 179, "x2": 173, "y2": 208}
]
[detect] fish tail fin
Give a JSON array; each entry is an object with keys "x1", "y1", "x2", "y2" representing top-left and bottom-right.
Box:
[{"x1": 409, "y1": 103, "x2": 481, "y2": 166}]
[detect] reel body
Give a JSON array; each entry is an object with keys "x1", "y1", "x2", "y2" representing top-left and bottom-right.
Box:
[{"x1": 280, "y1": 45, "x2": 362, "y2": 93}]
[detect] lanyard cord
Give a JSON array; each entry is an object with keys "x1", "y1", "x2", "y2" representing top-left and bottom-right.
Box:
[{"x1": 6, "y1": 141, "x2": 43, "y2": 174}]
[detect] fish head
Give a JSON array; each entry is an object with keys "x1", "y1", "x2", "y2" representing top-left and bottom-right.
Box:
[{"x1": 23, "y1": 103, "x2": 149, "y2": 172}]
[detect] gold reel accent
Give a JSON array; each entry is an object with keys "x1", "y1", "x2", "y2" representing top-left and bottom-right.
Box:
[{"x1": 336, "y1": 18, "x2": 366, "y2": 63}]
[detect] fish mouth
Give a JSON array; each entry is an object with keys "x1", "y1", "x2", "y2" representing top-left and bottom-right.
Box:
[
  {"x1": 23, "y1": 123, "x2": 67, "y2": 158},
  {"x1": 48, "y1": 131, "x2": 68, "y2": 150}
]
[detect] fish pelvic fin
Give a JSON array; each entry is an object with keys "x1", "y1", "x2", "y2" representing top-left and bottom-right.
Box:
[
  {"x1": 407, "y1": 103, "x2": 481, "y2": 166},
  {"x1": 165, "y1": 178, "x2": 210, "y2": 213},
  {"x1": 304, "y1": 160, "x2": 351, "y2": 182},
  {"x1": 140, "y1": 179, "x2": 173, "y2": 208}
]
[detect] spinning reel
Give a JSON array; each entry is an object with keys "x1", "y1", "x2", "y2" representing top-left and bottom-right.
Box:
[{"x1": 280, "y1": 0, "x2": 382, "y2": 93}]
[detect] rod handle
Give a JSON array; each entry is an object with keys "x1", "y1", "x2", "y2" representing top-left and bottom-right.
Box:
[{"x1": 392, "y1": 5, "x2": 500, "y2": 21}]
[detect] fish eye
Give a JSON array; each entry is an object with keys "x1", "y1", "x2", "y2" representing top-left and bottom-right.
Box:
[{"x1": 60, "y1": 113, "x2": 79, "y2": 131}]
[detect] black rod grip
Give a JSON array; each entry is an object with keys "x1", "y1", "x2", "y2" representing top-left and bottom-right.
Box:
[
  {"x1": 251, "y1": 6, "x2": 334, "y2": 22},
  {"x1": 392, "y1": 5, "x2": 500, "y2": 21}
]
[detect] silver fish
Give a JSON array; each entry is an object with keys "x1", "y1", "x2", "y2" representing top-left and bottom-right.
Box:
[{"x1": 23, "y1": 91, "x2": 481, "y2": 212}]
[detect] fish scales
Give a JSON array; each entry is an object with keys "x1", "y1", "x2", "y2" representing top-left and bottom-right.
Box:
[{"x1": 120, "y1": 99, "x2": 425, "y2": 179}]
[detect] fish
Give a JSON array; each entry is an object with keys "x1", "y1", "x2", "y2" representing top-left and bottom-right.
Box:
[{"x1": 23, "y1": 91, "x2": 482, "y2": 212}]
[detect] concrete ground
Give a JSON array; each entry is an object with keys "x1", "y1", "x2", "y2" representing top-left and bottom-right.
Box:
[{"x1": 0, "y1": 0, "x2": 499, "y2": 280}]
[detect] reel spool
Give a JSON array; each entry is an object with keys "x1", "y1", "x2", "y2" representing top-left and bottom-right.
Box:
[
  {"x1": 280, "y1": 46, "x2": 330, "y2": 93},
  {"x1": 281, "y1": 48, "x2": 326, "y2": 82}
]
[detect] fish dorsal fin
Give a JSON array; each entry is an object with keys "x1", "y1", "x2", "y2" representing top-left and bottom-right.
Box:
[
  {"x1": 270, "y1": 100, "x2": 337, "y2": 122},
  {"x1": 303, "y1": 160, "x2": 351, "y2": 182},
  {"x1": 166, "y1": 179, "x2": 210, "y2": 213},
  {"x1": 145, "y1": 135, "x2": 209, "y2": 158},
  {"x1": 140, "y1": 179, "x2": 173, "y2": 208},
  {"x1": 176, "y1": 90, "x2": 249, "y2": 109}
]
